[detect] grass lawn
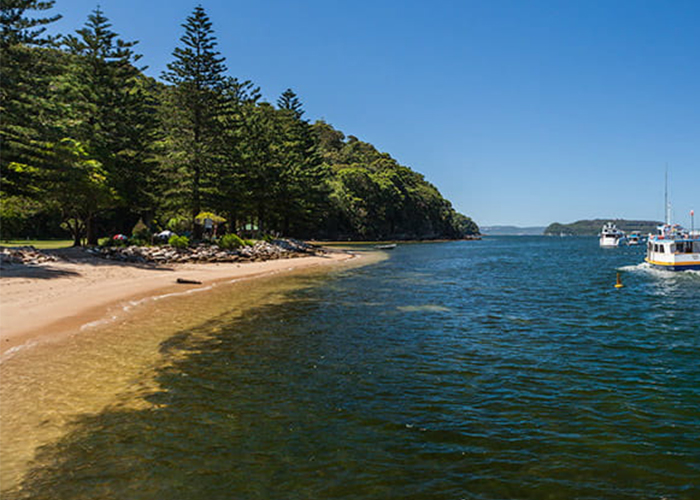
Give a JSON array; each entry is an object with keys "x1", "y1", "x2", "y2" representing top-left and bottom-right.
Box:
[{"x1": 1, "y1": 239, "x2": 74, "y2": 249}]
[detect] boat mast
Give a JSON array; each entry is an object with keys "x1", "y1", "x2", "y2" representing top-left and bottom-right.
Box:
[{"x1": 664, "y1": 165, "x2": 671, "y2": 225}]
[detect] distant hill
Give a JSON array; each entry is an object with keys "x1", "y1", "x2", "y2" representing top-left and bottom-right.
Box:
[
  {"x1": 544, "y1": 219, "x2": 662, "y2": 236},
  {"x1": 481, "y1": 225, "x2": 546, "y2": 236}
]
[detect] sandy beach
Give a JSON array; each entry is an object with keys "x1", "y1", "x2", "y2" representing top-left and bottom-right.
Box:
[{"x1": 0, "y1": 248, "x2": 356, "y2": 357}]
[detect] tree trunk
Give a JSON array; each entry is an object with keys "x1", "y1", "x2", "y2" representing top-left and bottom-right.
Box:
[
  {"x1": 228, "y1": 210, "x2": 237, "y2": 235},
  {"x1": 283, "y1": 213, "x2": 290, "y2": 237},
  {"x1": 192, "y1": 171, "x2": 203, "y2": 240},
  {"x1": 257, "y1": 205, "x2": 265, "y2": 237},
  {"x1": 192, "y1": 106, "x2": 203, "y2": 241},
  {"x1": 192, "y1": 211, "x2": 203, "y2": 240},
  {"x1": 86, "y1": 214, "x2": 99, "y2": 246},
  {"x1": 69, "y1": 219, "x2": 83, "y2": 247}
]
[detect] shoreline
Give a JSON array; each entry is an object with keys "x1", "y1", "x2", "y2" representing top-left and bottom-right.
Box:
[
  {"x1": 0, "y1": 249, "x2": 359, "y2": 359},
  {"x1": 0, "y1": 247, "x2": 378, "y2": 492},
  {"x1": 309, "y1": 236, "x2": 481, "y2": 246}
]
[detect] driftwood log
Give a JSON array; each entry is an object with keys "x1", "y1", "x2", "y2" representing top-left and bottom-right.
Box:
[{"x1": 176, "y1": 278, "x2": 202, "y2": 285}]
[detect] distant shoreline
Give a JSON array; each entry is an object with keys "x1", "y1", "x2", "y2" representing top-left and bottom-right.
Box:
[
  {"x1": 309, "y1": 236, "x2": 482, "y2": 246},
  {"x1": 544, "y1": 219, "x2": 662, "y2": 236}
]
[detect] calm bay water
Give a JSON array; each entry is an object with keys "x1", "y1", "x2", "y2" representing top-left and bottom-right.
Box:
[{"x1": 5, "y1": 237, "x2": 700, "y2": 499}]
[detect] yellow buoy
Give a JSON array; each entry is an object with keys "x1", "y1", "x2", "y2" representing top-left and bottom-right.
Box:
[{"x1": 614, "y1": 272, "x2": 624, "y2": 289}]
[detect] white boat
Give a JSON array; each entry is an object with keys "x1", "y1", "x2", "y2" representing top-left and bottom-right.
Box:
[
  {"x1": 645, "y1": 224, "x2": 700, "y2": 271},
  {"x1": 599, "y1": 222, "x2": 626, "y2": 247},
  {"x1": 644, "y1": 169, "x2": 699, "y2": 270},
  {"x1": 626, "y1": 231, "x2": 643, "y2": 245}
]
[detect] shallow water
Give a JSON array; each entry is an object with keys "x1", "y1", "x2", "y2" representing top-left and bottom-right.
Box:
[{"x1": 2, "y1": 238, "x2": 699, "y2": 499}]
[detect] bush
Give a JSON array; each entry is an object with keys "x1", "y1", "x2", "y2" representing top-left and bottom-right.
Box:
[
  {"x1": 1, "y1": 195, "x2": 43, "y2": 238},
  {"x1": 132, "y1": 218, "x2": 150, "y2": 241},
  {"x1": 130, "y1": 237, "x2": 151, "y2": 247},
  {"x1": 102, "y1": 236, "x2": 128, "y2": 247},
  {"x1": 168, "y1": 234, "x2": 189, "y2": 249},
  {"x1": 244, "y1": 239, "x2": 255, "y2": 247},
  {"x1": 218, "y1": 233, "x2": 245, "y2": 250},
  {"x1": 166, "y1": 216, "x2": 189, "y2": 234}
]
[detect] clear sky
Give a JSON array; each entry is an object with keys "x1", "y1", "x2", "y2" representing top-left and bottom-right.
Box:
[{"x1": 44, "y1": 0, "x2": 699, "y2": 227}]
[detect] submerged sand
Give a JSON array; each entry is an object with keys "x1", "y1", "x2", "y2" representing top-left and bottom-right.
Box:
[
  {"x1": 0, "y1": 248, "x2": 357, "y2": 357},
  {"x1": 0, "y1": 247, "x2": 380, "y2": 492}
]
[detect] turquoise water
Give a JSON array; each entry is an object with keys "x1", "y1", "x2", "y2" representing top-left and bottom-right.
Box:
[{"x1": 8, "y1": 237, "x2": 700, "y2": 499}]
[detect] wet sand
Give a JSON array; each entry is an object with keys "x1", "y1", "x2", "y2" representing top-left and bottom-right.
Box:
[{"x1": 0, "y1": 249, "x2": 357, "y2": 357}]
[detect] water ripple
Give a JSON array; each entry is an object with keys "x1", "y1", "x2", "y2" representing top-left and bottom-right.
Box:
[{"x1": 5, "y1": 237, "x2": 700, "y2": 500}]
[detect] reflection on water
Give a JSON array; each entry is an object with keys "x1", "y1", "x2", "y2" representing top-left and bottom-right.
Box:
[{"x1": 2, "y1": 239, "x2": 699, "y2": 500}]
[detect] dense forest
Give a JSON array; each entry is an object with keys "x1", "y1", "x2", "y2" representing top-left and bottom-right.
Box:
[
  {"x1": 1, "y1": 1, "x2": 479, "y2": 245},
  {"x1": 544, "y1": 219, "x2": 662, "y2": 236}
]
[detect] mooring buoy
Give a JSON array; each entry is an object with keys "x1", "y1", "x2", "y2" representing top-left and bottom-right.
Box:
[{"x1": 614, "y1": 272, "x2": 624, "y2": 289}]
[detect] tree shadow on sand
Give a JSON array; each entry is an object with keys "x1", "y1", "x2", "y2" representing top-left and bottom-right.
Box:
[
  {"x1": 0, "y1": 264, "x2": 81, "y2": 280},
  {"x1": 0, "y1": 247, "x2": 177, "y2": 279}
]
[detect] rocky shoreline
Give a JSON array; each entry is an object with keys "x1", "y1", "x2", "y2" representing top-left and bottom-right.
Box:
[
  {"x1": 1, "y1": 247, "x2": 60, "y2": 266},
  {"x1": 1, "y1": 239, "x2": 324, "y2": 267}
]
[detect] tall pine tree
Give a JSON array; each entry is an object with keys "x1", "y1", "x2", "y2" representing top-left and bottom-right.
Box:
[
  {"x1": 161, "y1": 5, "x2": 227, "y2": 239},
  {"x1": 0, "y1": 0, "x2": 61, "y2": 199},
  {"x1": 0, "y1": 0, "x2": 61, "y2": 48},
  {"x1": 277, "y1": 88, "x2": 304, "y2": 120},
  {"x1": 274, "y1": 89, "x2": 329, "y2": 236},
  {"x1": 62, "y1": 7, "x2": 158, "y2": 241},
  {"x1": 236, "y1": 102, "x2": 281, "y2": 235},
  {"x1": 213, "y1": 77, "x2": 261, "y2": 232}
]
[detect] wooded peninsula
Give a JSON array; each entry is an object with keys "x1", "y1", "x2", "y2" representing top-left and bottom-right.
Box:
[
  {"x1": 544, "y1": 219, "x2": 662, "y2": 236},
  {"x1": 1, "y1": 2, "x2": 479, "y2": 245}
]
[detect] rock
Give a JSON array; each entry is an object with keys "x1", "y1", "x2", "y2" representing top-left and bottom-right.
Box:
[
  {"x1": 0, "y1": 246, "x2": 60, "y2": 265},
  {"x1": 83, "y1": 238, "x2": 315, "y2": 265}
]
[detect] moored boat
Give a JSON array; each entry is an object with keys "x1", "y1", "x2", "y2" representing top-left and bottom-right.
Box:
[
  {"x1": 644, "y1": 169, "x2": 700, "y2": 270},
  {"x1": 599, "y1": 222, "x2": 626, "y2": 247},
  {"x1": 626, "y1": 231, "x2": 643, "y2": 245},
  {"x1": 645, "y1": 224, "x2": 700, "y2": 271}
]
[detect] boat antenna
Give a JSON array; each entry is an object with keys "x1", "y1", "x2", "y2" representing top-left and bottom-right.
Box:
[{"x1": 664, "y1": 164, "x2": 670, "y2": 225}]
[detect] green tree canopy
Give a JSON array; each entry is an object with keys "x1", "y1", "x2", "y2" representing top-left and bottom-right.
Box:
[
  {"x1": 60, "y1": 7, "x2": 158, "y2": 242},
  {"x1": 0, "y1": 3, "x2": 479, "y2": 243}
]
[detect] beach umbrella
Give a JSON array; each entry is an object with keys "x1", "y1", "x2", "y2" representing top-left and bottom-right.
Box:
[
  {"x1": 113, "y1": 234, "x2": 128, "y2": 241},
  {"x1": 156, "y1": 230, "x2": 174, "y2": 239}
]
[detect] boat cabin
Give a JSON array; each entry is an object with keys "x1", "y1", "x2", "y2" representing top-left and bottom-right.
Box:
[{"x1": 646, "y1": 228, "x2": 700, "y2": 271}]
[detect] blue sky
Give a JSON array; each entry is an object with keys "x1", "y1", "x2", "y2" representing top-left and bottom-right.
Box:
[{"x1": 45, "y1": 0, "x2": 699, "y2": 226}]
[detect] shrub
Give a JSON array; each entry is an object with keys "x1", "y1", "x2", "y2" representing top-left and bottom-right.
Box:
[
  {"x1": 130, "y1": 237, "x2": 151, "y2": 247},
  {"x1": 166, "y1": 216, "x2": 189, "y2": 233},
  {"x1": 168, "y1": 234, "x2": 189, "y2": 249},
  {"x1": 218, "y1": 233, "x2": 245, "y2": 250},
  {"x1": 132, "y1": 218, "x2": 150, "y2": 241},
  {"x1": 108, "y1": 236, "x2": 128, "y2": 247},
  {"x1": 98, "y1": 237, "x2": 111, "y2": 247},
  {"x1": 244, "y1": 239, "x2": 255, "y2": 247}
]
